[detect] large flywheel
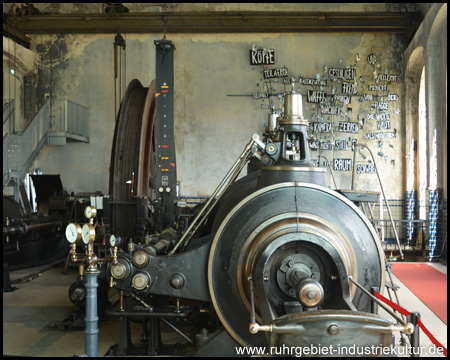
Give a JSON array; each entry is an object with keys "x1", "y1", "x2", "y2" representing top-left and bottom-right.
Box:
[
  {"x1": 208, "y1": 182, "x2": 385, "y2": 348},
  {"x1": 109, "y1": 79, "x2": 157, "y2": 240},
  {"x1": 109, "y1": 40, "x2": 176, "y2": 240}
]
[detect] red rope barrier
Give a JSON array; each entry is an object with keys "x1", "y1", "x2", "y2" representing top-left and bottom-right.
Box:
[{"x1": 374, "y1": 291, "x2": 447, "y2": 357}]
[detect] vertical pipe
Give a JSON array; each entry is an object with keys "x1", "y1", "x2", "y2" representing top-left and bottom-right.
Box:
[
  {"x1": 84, "y1": 269, "x2": 100, "y2": 357},
  {"x1": 351, "y1": 141, "x2": 357, "y2": 190}
]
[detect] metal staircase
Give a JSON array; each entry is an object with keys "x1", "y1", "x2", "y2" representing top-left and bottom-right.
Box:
[
  {"x1": 3, "y1": 100, "x2": 49, "y2": 191},
  {"x1": 3, "y1": 99, "x2": 89, "y2": 202}
]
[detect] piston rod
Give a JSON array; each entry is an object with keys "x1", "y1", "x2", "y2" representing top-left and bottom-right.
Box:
[
  {"x1": 348, "y1": 276, "x2": 413, "y2": 334},
  {"x1": 168, "y1": 134, "x2": 262, "y2": 255}
]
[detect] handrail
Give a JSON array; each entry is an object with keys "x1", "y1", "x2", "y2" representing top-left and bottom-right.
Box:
[
  {"x1": 3, "y1": 99, "x2": 15, "y2": 137},
  {"x1": 53, "y1": 99, "x2": 89, "y2": 136},
  {"x1": 3, "y1": 100, "x2": 49, "y2": 188},
  {"x1": 352, "y1": 142, "x2": 404, "y2": 260}
]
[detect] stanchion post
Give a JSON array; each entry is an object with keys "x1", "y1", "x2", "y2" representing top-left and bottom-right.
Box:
[
  {"x1": 409, "y1": 311, "x2": 421, "y2": 357},
  {"x1": 371, "y1": 287, "x2": 379, "y2": 314}
]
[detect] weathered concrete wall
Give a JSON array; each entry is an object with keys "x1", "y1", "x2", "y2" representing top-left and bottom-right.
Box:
[
  {"x1": 3, "y1": 36, "x2": 40, "y2": 131},
  {"x1": 29, "y1": 31, "x2": 406, "y2": 199}
]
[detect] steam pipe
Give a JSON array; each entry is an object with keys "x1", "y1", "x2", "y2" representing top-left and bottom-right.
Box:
[{"x1": 353, "y1": 143, "x2": 403, "y2": 260}]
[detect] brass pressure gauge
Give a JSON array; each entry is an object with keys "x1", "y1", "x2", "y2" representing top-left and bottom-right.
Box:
[
  {"x1": 84, "y1": 206, "x2": 97, "y2": 220},
  {"x1": 109, "y1": 234, "x2": 116, "y2": 247},
  {"x1": 82, "y1": 223, "x2": 96, "y2": 245},
  {"x1": 66, "y1": 223, "x2": 82, "y2": 243}
]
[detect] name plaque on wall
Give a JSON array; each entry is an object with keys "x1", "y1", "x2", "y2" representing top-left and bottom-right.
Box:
[
  {"x1": 334, "y1": 158, "x2": 353, "y2": 171},
  {"x1": 263, "y1": 67, "x2": 289, "y2": 79},
  {"x1": 250, "y1": 48, "x2": 275, "y2": 65},
  {"x1": 307, "y1": 90, "x2": 327, "y2": 103}
]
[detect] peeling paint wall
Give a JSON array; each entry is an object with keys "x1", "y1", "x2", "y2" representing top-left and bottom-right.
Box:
[
  {"x1": 3, "y1": 36, "x2": 40, "y2": 130},
  {"x1": 29, "y1": 30, "x2": 407, "y2": 199}
]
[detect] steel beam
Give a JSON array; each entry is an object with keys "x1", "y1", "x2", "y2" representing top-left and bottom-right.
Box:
[{"x1": 11, "y1": 11, "x2": 422, "y2": 35}]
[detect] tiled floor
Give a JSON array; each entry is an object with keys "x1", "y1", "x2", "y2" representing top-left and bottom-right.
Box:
[{"x1": 3, "y1": 260, "x2": 447, "y2": 357}]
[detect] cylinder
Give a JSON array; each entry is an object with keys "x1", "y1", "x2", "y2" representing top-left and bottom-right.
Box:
[
  {"x1": 283, "y1": 93, "x2": 304, "y2": 121},
  {"x1": 266, "y1": 113, "x2": 279, "y2": 132}
]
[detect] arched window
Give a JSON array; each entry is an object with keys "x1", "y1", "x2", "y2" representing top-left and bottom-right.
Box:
[{"x1": 418, "y1": 67, "x2": 427, "y2": 220}]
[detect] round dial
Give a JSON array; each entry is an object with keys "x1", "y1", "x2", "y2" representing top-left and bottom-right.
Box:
[
  {"x1": 81, "y1": 223, "x2": 96, "y2": 244},
  {"x1": 65, "y1": 223, "x2": 81, "y2": 243},
  {"x1": 84, "y1": 206, "x2": 97, "y2": 220},
  {"x1": 109, "y1": 234, "x2": 116, "y2": 247}
]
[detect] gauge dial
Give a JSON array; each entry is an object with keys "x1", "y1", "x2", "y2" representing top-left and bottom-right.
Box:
[
  {"x1": 109, "y1": 234, "x2": 116, "y2": 247},
  {"x1": 84, "y1": 206, "x2": 97, "y2": 220},
  {"x1": 65, "y1": 223, "x2": 82, "y2": 243},
  {"x1": 82, "y1": 223, "x2": 96, "y2": 244}
]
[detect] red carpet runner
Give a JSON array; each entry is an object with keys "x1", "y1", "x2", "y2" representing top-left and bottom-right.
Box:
[{"x1": 392, "y1": 263, "x2": 447, "y2": 325}]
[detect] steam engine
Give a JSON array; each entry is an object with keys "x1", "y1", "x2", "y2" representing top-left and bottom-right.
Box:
[{"x1": 98, "y1": 78, "x2": 403, "y2": 356}]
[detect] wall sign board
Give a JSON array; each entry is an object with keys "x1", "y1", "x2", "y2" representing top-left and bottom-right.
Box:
[
  {"x1": 364, "y1": 130, "x2": 397, "y2": 140},
  {"x1": 328, "y1": 68, "x2": 355, "y2": 81},
  {"x1": 335, "y1": 140, "x2": 349, "y2": 151},
  {"x1": 250, "y1": 48, "x2": 275, "y2": 65},
  {"x1": 386, "y1": 94, "x2": 398, "y2": 101},
  {"x1": 342, "y1": 81, "x2": 358, "y2": 95},
  {"x1": 307, "y1": 90, "x2": 327, "y2": 103},
  {"x1": 367, "y1": 54, "x2": 377, "y2": 65},
  {"x1": 371, "y1": 102, "x2": 389, "y2": 111},
  {"x1": 299, "y1": 77, "x2": 330, "y2": 87},
  {"x1": 339, "y1": 121, "x2": 359, "y2": 134},
  {"x1": 376, "y1": 112, "x2": 390, "y2": 121},
  {"x1": 357, "y1": 164, "x2": 376, "y2": 174},
  {"x1": 377, "y1": 120, "x2": 391, "y2": 130},
  {"x1": 332, "y1": 94, "x2": 351, "y2": 104},
  {"x1": 263, "y1": 67, "x2": 288, "y2": 79},
  {"x1": 253, "y1": 93, "x2": 269, "y2": 99},
  {"x1": 310, "y1": 141, "x2": 333, "y2": 151},
  {"x1": 312, "y1": 122, "x2": 332, "y2": 133},
  {"x1": 369, "y1": 84, "x2": 387, "y2": 91},
  {"x1": 334, "y1": 158, "x2": 353, "y2": 171},
  {"x1": 321, "y1": 106, "x2": 341, "y2": 115},
  {"x1": 377, "y1": 74, "x2": 397, "y2": 82}
]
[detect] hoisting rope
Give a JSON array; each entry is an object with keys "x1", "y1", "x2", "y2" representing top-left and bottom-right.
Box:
[{"x1": 374, "y1": 290, "x2": 447, "y2": 357}]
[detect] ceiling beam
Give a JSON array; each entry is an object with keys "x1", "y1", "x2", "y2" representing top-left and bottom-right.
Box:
[{"x1": 10, "y1": 11, "x2": 422, "y2": 35}]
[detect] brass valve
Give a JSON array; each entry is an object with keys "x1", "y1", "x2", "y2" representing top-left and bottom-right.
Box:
[{"x1": 112, "y1": 246, "x2": 118, "y2": 265}]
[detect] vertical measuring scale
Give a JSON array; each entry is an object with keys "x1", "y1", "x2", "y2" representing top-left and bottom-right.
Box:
[{"x1": 154, "y1": 39, "x2": 176, "y2": 229}]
